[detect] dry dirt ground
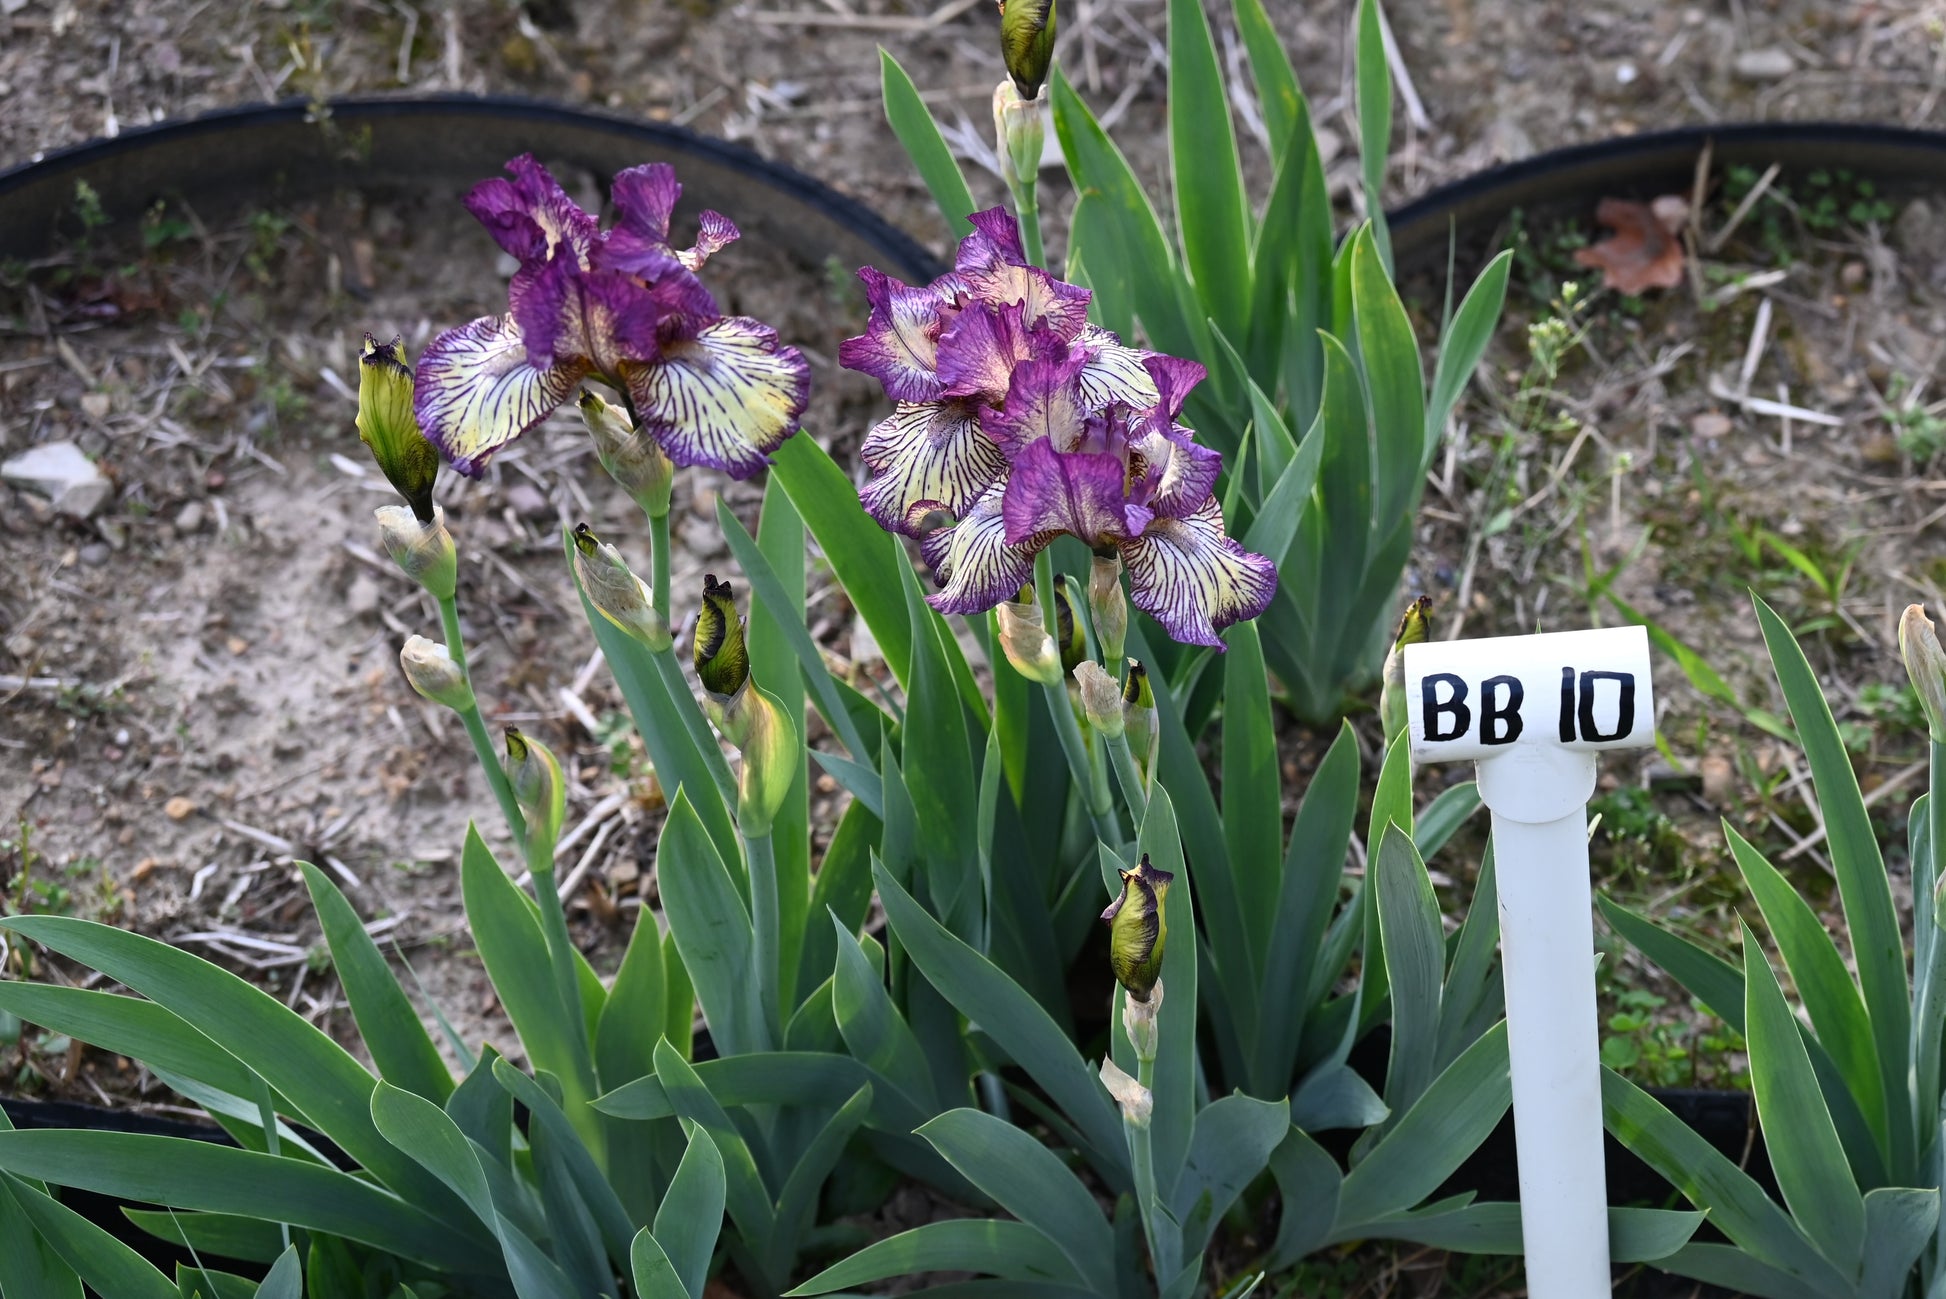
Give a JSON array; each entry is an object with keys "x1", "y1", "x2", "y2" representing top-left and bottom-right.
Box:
[{"x1": 8, "y1": 1, "x2": 1946, "y2": 1291}]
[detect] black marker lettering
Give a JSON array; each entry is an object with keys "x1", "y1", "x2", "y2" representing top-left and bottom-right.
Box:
[
  {"x1": 1558, "y1": 667, "x2": 1576, "y2": 743},
  {"x1": 1480, "y1": 675, "x2": 1524, "y2": 745},
  {"x1": 1422, "y1": 673, "x2": 1471, "y2": 742},
  {"x1": 1577, "y1": 671, "x2": 1635, "y2": 742}
]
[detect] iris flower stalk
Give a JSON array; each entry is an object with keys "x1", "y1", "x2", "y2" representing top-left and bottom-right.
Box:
[
  {"x1": 1102, "y1": 858, "x2": 1175, "y2": 1280},
  {"x1": 1901, "y1": 604, "x2": 1946, "y2": 1113},
  {"x1": 356, "y1": 334, "x2": 526, "y2": 844}
]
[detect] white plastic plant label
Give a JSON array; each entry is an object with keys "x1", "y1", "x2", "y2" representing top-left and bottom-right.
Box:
[{"x1": 1402, "y1": 625, "x2": 1654, "y2": 763}]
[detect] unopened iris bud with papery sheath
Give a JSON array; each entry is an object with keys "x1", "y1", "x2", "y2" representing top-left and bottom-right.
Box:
[
  {"x1": 1088, "y1": 554, "x2": 1128, "y2": 665},
  {"x1": 399, "y1": 635, "x2": 472, "y2": 711},
  {"x1": 1123, "y1": 659, "x2": 1156, "y2": 783},
  {"x1": 1053, "y1": 580, "x2": 1086, "y2": 675},
  {"x1": 992, "y1": 80, "x2": 1046, "y2": 197},
  {"x1": 1075, "y1": 661, "x2": 1123, "y2": 738},
  {"x1": 1102, "y1": 854, "x2": 1172, "y2": 1005},
  {"x1": 504, "y1": 727, "x2": 565, "y2": 854},
  {"x1": 375, "y1": 504, "x2": 457, "y2": 601},
  {"x1": 1380, "y1": 594, "x2": 1433, "y2": 748},
  {"x1": 1901, "y1": 603, "x2": 1946, "y2": 743},
  {"x1": 572, "y1": 523, "x2": 671, "y2": 651},
  {"x1": 693, "y1": 576, "x2": 800, "y2": 836},
  {"x1": 997, "y1": 584, "x2": 1062, "y2": 685},
  {"x1": 999, "y1": 0, "x2": 1055, "y2": 98},
  {"x1": 357, "y1": 335, "x2": 440, "y2": 524},
  {"x1": 579, "y1": 390, "x2": 674, "y2": 519}
]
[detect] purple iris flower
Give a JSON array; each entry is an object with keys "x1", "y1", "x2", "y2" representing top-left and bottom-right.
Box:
[
  {"x1": 839, "y1": 207, "x2": 1275, "y2": 649},
  {"x1": 415, "y1": 155, "x2": 810, "y2": 480}
]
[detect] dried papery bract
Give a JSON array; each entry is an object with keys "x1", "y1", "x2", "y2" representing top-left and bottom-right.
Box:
[
  {"x1": 504, "y1": 727, "x2": 565, "y2": 853},
  {"x1": 1098, "y1": 1055, "x2": 1152, "y2": 1128},
  {"x1": 1903, "y1": 603, "x2": 1946, "y2": 743},
  {"x1": 1088, "y1": 554, "x2": 1128, "y2": 664},
  {"x1": 1075, "y1": 660, "x2": 1123, "y2": 738},
  {"x1": 375, "y1": 504, "x2": 457, "y2": 601},
  {"x1": 579, "y1": 390, "x2": 675, "y2": 518},
  {"x1": 996, "y1": 584, "x2": 1062, "y2": 684},
  {"x1": 399, "y1": 635, "x2": 472, "y2": 711}
]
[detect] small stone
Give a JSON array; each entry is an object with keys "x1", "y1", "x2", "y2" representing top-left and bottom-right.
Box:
[
  {"x1": 176, "y1": 501, "x2": 206, "y2": 533},
  {"x1": 1690, "y1": 411, "x2": 1732, "y2": 439},
  {"x1": 504, "y1": 482, "x2": 550, "y2": 520},
  {"x1": 80, "y1": 392, "x2": 111, "y2": 419},
  {"x1": 226, "y1": 636, "x2": 249, "y2": 656},
  {"x1": 164, "y1": 796, "x2": 196, "y2": 820},
  {"x1": 2, "y1": 440, "x2": 112, "y2": 519},
  {"x1": 79, "y1": 542, "x2": 110, "y2": 566},
  {"x1": 1896, "y1": 199, "x2": 1946, "y2": 262},
  {"x1": 346, "y1": 575, "x2": 381, "y2": 616},
  {"x1": 1733, "y1": 47, "x2": 1795, "y2": 81},
  {"x1": 1701, "y1": 753, "x2": 1733, "y2": 804},
  {"x1": 607, "y1": 859, "x2": 641, "y2": 887}
]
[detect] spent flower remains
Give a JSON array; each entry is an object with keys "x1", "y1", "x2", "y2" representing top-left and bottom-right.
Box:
[{"x1": 840, "y1": 207, "x2": 1276, "y2": 648}]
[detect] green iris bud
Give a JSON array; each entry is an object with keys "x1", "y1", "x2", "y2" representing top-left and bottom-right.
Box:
[
  {"x1": 1053, "y1": 580, "x2": 1085, "y2": 675},
  {"x1": 375, "y1": 503, "x2": 457, "y2": 601},
  {"x1": 579, "y1": 390, "x2": 674, "y2": 519},
  {"x1": 1000, "y1": 0, "x2": 1055, "y2": 99},
  {"x1": 399, "y1": 635, "x2": 472, "y2": 711},
  {"x1": 1123, "y1": 659, "x2": 1156, "y2": 785},
  {"x1": 992, "y1": 79, "x2": 1046, "y2": 197},
  {"x1": 1088, "y1": 554, "x2": 1127, "y2": 665},
  {"x1": 997, "y1": 583, "x2": 1062, "y2": 685},
  {"x1": 1075, "y1": 661, "x2": 1123, "y2": 738},
  {"x1": 694, "y1": 574, "x2": 750, "y2": 702},
  {"x1": 1101, "y1": 854, "x2": 1173, "y2": 1005},
  {"x1": 504, "y1": 727, "x2": 565, "y2": 857},
  {"x1": 356, "y1": 335, "x2": 440, "y2": 524},
  {"x1": 571, "y1": 523, "x2": 670, "y2": 651},
  {"x1": 1902, "y1": 604, "x2": 1946, "y2": 744},
  {"x1": 691, "y1": 576, "x2": 800, "y2": 836},
  {"x1": 1380, "y1": 594, "x2": 1433, "y2": 747}
]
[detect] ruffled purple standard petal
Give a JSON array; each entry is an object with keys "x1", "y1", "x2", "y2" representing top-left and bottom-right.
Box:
[
  {"x1": 1000, "y1": 437, "x2": 1149, "y2": 549},
  {"x1": 986, "y1": 354, "x2": 1089, "y2": 456},
  {"x1": 624, "y1": 316, "x2": 810, "y2": 480},
  {"x1": 952, "y1": 207, "x2": 1090, "y2": 338},
  {"x1": 1143, "y1": 353, "x2": 1206, "y2": 419},
  {"x1": 678, "y1": 211, "x2": 740, "y2": 271},
  {"x1": 920, "y1": 485, "x2": 1041, "y2": 616},
  {"x1": 610, "y1": 162, "x2": 682, "y2": 240},
  {"x1": 1074, "y1": 327, "x2": 1159, "y2": 410},
  {"x1": 506, "y1": 252, "x2": 581, "y2": 371},
  {"x1": 858, "y1": 400, "x2": 1008, "y2": 535},
  {"x1": 1120, "y1": 495, "x2": 1278, "y2": 649},
  {"x1": 464, "y1": 155, "x2": 599, "y2": 270},
  {"x1": 937, "y1": 301, "x2": 1062, "y2": 404},
  {"x1": 838, "y1": 267, "x2": 956, "y2": 403},
  {"x1": 414, "y1": 314, "x2": 586, "y2": 477}
]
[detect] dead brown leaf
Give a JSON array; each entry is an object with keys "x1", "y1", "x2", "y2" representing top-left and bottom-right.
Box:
[{"x1": 1573, "y1": 195, "x2": 1690, "y2": 295}]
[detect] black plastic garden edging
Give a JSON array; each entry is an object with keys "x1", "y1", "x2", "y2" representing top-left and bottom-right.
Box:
[
  {"x1": 1389, "y1": 119, "x2": 1946, "y2": 278},
  {"x1": 0, "y1": 93, "x2": 945, "y2": 285}
]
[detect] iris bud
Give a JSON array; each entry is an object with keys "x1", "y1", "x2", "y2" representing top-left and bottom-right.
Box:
[
  {"x1": 356, "y1": 334, "x2": 439, "y2": 524},
  {"x1": 580, "y1": 390, "x2": 674, "y2": 519},
  {"x1": 1901, "y1": 604, "x2": 1946, "y2": 744},
  {"x1": 572, "y1": 523, "x2": 670, "y2": 651},
  {"x1": 691, "y1": 576, "x2": 800, "y2": 836},
  {"x1": 1088, "y1": 554, "x2": 1127, "y2": 665},
  {"x1": 375, "y1": 503, "x2": 457, "y2": 601},
  {"x1": 399, "y1": 635, "x2": 472, "y2": 711},
  {"x1": 997, "y1": 584, "x2": 1062, "y2": 685},
  {"x1": 504, "y1": 728, "x2": 565, "y2": 856},
  {"x1": 992, "y1": 80, "x2": 1046, "y2": 196},
  {"x1": 1101, "y1": 854, "x2": 1173, "y2": 1005},
  {"x1": 1098, "y1": 1056, "x2": 1152, "y2": 1128},
  {"x1": 999, "y1": 0, "x2": 1055, "y2": 99},
  {"x1": 1075, "y1": 661, "x2": 1123, "y2": 738},
  {"x1": 694, "y1": 574, "x2": 750, "y2": 702},
  {"x1": 1380, "y1": 594, "x2": 1433, "y2": 747},
  {"x1": 1053, "y1": 580, "x2": 1086, "y2": 675},
  {"x1": 1123, "y1": 659, "x2": 1156, "y2": 785}
]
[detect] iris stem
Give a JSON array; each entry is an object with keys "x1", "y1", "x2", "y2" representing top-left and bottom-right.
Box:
[
  {"x1": 1105, "y1": 730, "x2": 1148, "y2": 826},
  {"x1": 437, "y1": 593, "x2": 526, "y2": 846},
  {"x1": 1016, "y1": 179, "x2": 1045, "y2": 271},
  {"x1": 1917, "y1": 741, "x2": 1946, "y2": 1147},
  {"x1": 648, "y1": 505, "x2": 674, "y2": 631},
  {"x1": 1128, "y1": 1051, "x2": 1171, "y2": 1281},
  {"x1": 1035, "y1": 553, "x2": 1115, "y2": 841},
  {"x1": 747, "y1": 830, "x2": 782, "y2": 1049}
]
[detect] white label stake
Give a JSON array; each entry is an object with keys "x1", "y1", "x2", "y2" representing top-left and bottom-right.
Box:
[{"x1": 1403, "y1": 625, "x2": 1655, "y2": 1298}]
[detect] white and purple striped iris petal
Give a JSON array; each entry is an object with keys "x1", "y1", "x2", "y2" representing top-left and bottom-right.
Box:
[
  {"x1": 1000, "y1": 438, "x2": 1150, "y2": 550},
  {"x1": 954, "y1": 210, "x2": 1090, "y2": 338},
  {"x1": 1074, "y1": 326, "x2": 1158, "y2": 410},
  {"x1": 858, "y1": 400, "x2": 1007, "y2": 536},
  {"x1": 838, "y1": 267, "x2": 959, "y2": 403},
  {"x1": 603, "y1": 163, "x2": 740, "y2": 279},
  {"x1": 414, "y1": 314, "x2": 588, "y2": 476},
  {"x1": 1120, "y1": 495, "x2": 1278, "y2": 649},
  {"x1": 623, "y1": 317, "x2": 811, "y2": 480},
  {"x1": 920, "y1": 484, "x2": 1042, "y2": 616},
  {"x1": 678, "y1": 211, "x2": 739, "y2": 272},
  {"x1": 464, "y1": 155, "x2": 600, "y2": 270}
]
